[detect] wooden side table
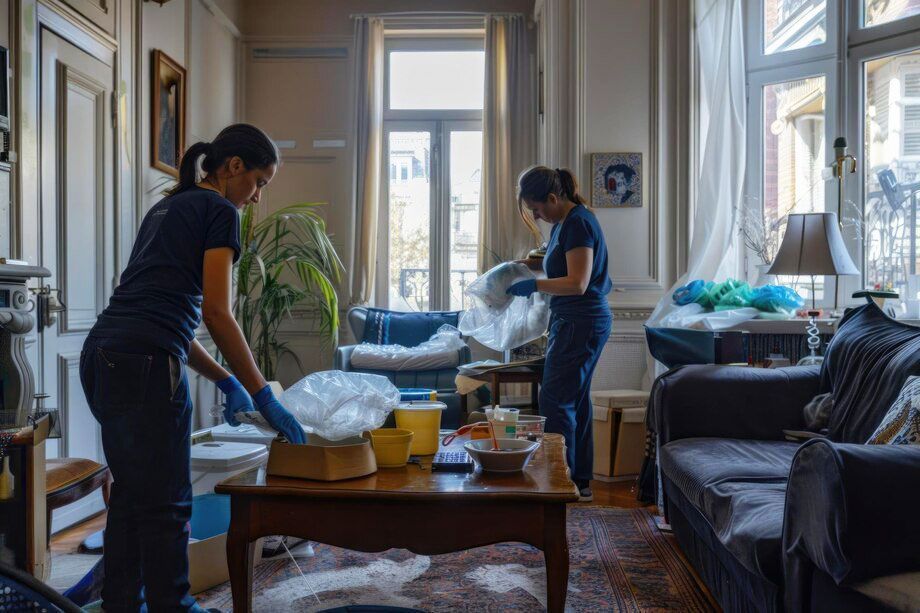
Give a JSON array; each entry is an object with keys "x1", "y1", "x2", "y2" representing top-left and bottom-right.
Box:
[{"x1": 459, "y1": 366, "x2": 544, "y2": 423}]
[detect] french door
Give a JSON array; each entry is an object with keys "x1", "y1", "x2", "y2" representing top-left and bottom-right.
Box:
[{"x1": 380, "y1": 121, "x2": 482, "y2": 312}]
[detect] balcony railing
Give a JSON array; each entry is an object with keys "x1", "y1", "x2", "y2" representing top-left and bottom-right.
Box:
[{"x1": 397, "y1": 268, "x2": 478, "y2": 311}]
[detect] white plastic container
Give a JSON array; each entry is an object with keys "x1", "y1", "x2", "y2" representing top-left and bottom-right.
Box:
[{"x1": 190, "y1": 441, "x2": 268, "y2": 496}]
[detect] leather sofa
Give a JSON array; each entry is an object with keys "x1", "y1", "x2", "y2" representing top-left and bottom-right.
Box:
[{"x1": 648, "y1": 303, "x2": 920, "y2": 612}]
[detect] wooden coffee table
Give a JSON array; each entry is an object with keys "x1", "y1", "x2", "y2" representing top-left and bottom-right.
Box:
[{"x1": 215, "y1": 433, "x2": 578, "y2": 612}]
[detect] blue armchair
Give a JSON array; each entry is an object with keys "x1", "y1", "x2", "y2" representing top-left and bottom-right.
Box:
[{"x1": 334, "y1": 307, "x2": 472, "y2": 429}]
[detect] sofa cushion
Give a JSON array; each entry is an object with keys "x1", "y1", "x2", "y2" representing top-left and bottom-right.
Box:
[
  {"x1": 820, "y1": 302, "x2": 920, "y2": 443},
  {"x1": 661, "y1": 438, "x2": 800, "y2": 584},
  {"x1": 361, "y1": 308, "x2": 462, "y2": 347}
]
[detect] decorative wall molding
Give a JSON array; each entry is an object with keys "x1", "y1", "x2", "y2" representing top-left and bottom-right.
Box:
[
  {"x1": 197, "y1": 0, "x2": 240, "y2": 38},
  {"x1": 611, "y1": 308, "x2": 654, "y2": 321},
  {"x1": 573, "y1": 0, "x2": 662, "y2": 292}
]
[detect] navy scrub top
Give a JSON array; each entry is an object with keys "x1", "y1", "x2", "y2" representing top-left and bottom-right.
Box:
[
  {"x1": 543, "y1": 204, "x2": 612, "y2": 318},
  {"x1": 91, "y1": 186, "x2": 241, "y2": 362}
]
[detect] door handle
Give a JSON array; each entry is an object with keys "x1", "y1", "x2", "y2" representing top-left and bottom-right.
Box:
[{"x1": 29, "y1": 285, "x2": 67, "y2": 330}]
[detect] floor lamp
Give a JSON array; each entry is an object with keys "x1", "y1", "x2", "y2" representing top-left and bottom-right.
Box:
[{"x1": 767, "y1": 213, "x2": 860, "y2": 365}]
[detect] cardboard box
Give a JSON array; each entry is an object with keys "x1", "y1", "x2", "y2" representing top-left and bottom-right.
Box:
[
  {"x1": 266, "y1": 434, "x2": 377, "y2": 481},
  {"x1": 591, "y1": 390, "x2": 648, "y2": 481},
  {"x1": 187, "y1": 494, "x2": 263, "y2": 594}
]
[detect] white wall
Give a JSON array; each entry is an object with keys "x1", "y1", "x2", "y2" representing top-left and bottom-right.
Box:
[
  {"x1": 540, "y1": 0, "x2": 691, "y2": 390},
  {"x1": 240, "y1": 0, "x2": 536, "y2": 385},
  {"x1": 140, "y1": 0, "x2": 241, "y2": 426}
]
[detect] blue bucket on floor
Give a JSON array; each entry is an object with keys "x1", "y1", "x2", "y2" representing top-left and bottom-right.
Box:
[
  {"x1": 189, "y1": 493, "x2": 231, "y2": 540},
  {"x1": 399, "y1": 388, "x2": 436, "y2": 402}
]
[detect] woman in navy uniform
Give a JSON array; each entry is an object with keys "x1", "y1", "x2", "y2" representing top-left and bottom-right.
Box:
[
  {"x1": 508, "y1": 166, "x2": 612, "y2": 502},
  {"x1": 80, "y1": 124, "x2": 304, "y2": 612}
]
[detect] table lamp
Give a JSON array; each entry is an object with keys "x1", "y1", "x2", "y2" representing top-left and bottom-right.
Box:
[{"x1": 766, "y1": 212, "x2": 859, "y2": 364}]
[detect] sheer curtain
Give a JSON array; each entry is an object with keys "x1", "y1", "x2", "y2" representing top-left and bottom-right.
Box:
[
  {"x1": 350, "y1": 17, "x2": 385, "y2": 305},
  {"x1": 647, "y1": 0, "x2": 746, "y2": 328},
  {"x1": 637, "y1": 0, "x2": 747, "y2": 506},
  {"x1": 478, "y1": 15, "x2": 538, "y2": 273}
]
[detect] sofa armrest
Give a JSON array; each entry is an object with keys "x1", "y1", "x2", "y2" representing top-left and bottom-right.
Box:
[
  {"x1": 650, "y1": 364, "x2": 820, "y2": 444},
  {"x1": 783, "y1": 440, "x2": 920, "y2": 611},
  {"x1": 334, "y1": 345, "x2": 356, "y2": 371}
]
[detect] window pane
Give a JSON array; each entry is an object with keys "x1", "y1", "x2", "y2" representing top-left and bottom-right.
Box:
[
  {"x1": 448, "y1": 130, "x2": 483, "y2": 311},
  {"x1": 389, "y1": 52, "x2": 485, "y2": 110},
  {"x1": 388, "y1": 132, "x2": 431, "y2": 311},
  {"x1": 864, "y1": 50, "x2": 920, "y2": 295},
  {"x1": 764, "y1": 0, "x2": 827, "y2": 55},
  {"x1": 864, "y1": 0, "x2": 920, "y2": 27},
  {"x1": 763, "y1": 76, "x2": 827, "y2": 300}
]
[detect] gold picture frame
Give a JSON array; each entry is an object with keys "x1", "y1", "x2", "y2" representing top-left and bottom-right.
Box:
[{"x1": 151, "y1": 50, "x2": 186, "y2": 178}]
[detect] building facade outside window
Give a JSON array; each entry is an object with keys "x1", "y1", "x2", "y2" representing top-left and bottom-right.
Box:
[
  {"x1": 744, "y1": 0, "x2": 920, "y2": 304},
  {"x1": 380, "y1": 37, "x2": 484, "y2": 312}
]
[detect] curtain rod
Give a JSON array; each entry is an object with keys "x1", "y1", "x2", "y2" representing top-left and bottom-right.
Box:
[{"x1": 349, "y1": 11, "x2": 526, "y2": 19}]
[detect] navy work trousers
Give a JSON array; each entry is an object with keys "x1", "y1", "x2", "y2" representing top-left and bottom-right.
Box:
[
  {"x1": 539, "y1": 313, "x2": 611, "y2": 488},
  {"x1": 80, "y1": 335, "x2": 197, "y2": 612}
]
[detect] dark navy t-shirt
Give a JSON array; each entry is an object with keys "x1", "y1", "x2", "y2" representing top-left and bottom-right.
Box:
[
  {"x1": 543, "y1": 204, "x2": 612, "y2": 318},
  {"x1": 91, "y1": 187, "x2": 241, "y2": 361}
]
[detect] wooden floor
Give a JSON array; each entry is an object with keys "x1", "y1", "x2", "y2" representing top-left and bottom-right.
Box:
[{"x1": 51, "y1": 479, "x2": 648, "y2": 553}]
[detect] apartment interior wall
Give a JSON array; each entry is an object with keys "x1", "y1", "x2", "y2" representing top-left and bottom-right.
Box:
[
  {"x1": 239, "y1": 0, "x2": 535, "y2": 385},
  {"x1": 539, "y1": 0, "x2": 691, "y2": 391}
]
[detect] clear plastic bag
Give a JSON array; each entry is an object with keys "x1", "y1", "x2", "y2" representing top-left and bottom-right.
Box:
[
  {"x1": 350, "y1": 324, "x2": 466, "y2": 371},
  {"x1": 279, "y1": 371, "x2": 400, "y2": 441},
  {"x1": 459, "y1": 263, "x2": 550, "y2": 351}
]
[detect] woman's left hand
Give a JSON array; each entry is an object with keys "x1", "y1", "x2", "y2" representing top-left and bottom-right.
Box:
[{"x1": 507, "y1": 279, "x2": 538, "y2": 297}]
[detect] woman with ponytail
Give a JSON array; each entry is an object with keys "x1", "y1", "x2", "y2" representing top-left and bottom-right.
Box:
[
  {"x1": 80, "y1": 123, "x2": 303, "y2": 612},
  {"x1": 510, "y1": 166, "x2": 613, "y2": 502}
]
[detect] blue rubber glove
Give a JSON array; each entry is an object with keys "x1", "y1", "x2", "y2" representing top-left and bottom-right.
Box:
[
  {"x1": 216, "y1": 376, "x2": 255, "y2": 427},
  {"x1": 507, "y1": 279, "x2": 538, "y2": 297},
  {"x1": 252, "y1": 385, "x2": 306, "y2": 444}
]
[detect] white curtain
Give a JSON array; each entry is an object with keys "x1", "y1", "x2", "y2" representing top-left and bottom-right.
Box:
[
  {"x1": 479, "y1": 15, "x2": 538, "y2": 273},
  {"x1": 647, "y1": 0, "x2": 746, "y2": 327},
  {"x1": 350, "y1": 17, "x2": 385, "y2": 305}
]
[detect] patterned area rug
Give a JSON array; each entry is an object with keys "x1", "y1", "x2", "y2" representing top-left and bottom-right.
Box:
[{"x1": 198, "y1": 507, "x2": 718, "y2": 612}]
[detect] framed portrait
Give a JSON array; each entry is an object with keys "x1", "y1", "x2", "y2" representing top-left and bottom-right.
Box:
[
  {"x1": 591, "y1": 152, "x2": 642, "y2": 208},
  {"x1": 151, "y1": 50, "x2": 186, "y2": 178}
]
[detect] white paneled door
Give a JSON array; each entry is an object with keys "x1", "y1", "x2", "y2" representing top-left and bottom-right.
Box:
[{"x1": 39, "y1": 28, "x2": 116, "y2": 532}]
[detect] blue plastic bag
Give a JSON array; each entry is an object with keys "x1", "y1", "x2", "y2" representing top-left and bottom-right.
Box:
[
  {"x1": 673, "y1": 279, "x2": 713, "y2": 307},
  {"x1": 750, "y1": 285, "x2": 805, "y2": 313}
]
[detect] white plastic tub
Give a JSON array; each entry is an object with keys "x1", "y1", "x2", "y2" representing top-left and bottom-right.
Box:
[{"x1": 189, "y1": 440, "x2": 268, "y2": 496}]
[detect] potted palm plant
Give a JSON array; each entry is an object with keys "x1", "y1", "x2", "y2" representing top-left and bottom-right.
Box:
[{"x1": 234, "y1": 202, "x2": 344, "y2": 380}]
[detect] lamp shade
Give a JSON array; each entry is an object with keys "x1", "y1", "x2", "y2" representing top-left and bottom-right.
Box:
[{"x1": 767, "y1": 213, "x2": 860, "y2": 276}]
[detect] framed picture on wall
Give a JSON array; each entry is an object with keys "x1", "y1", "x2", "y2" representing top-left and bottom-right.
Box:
[
  {"x1": 590, "y1": 152, "x2": 642, "y2": 208},
  {"x1": 151, "y1": 50, "x2": 186, "y2": 178}
]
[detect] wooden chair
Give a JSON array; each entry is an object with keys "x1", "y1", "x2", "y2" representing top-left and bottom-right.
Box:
[{"x1": 45, "y1": 458, "x2": 111, "y2": 543}]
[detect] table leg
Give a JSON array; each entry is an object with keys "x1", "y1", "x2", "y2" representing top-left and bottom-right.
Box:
[
  {"x1": 531, "y1": 379, "x2": 539, "y2": 413},
  {"x1": 460, "y1": 392, "x2": 468, "y2": 424},
  {"x1": 543, "y1": 503, "x2": 569, "y2": 613},
  {"x1": 226, "y1": 508, "x2": 256, "y2": 613}
]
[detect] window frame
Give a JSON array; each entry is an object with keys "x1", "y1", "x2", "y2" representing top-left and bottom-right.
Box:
[
  {"x1": 378, "y1": 36, "x2": 485, "y2": 311},
  {"x1": 742, "y1": 0, "x2": 920, "y2": 306},
  {"x1": 845, "y1": 30, "x2": 920, "y2": 297},
  {"x1": 384, "y1": 37, "x2": 485, "y2": 122}
]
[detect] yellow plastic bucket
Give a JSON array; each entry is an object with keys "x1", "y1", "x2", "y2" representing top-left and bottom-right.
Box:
[
  {"x1": 367, "y1": 428, "x2": 414, "y2": 467},
  {"x1": 394, "y1": 401, "x2": 446, "y2": 455}
]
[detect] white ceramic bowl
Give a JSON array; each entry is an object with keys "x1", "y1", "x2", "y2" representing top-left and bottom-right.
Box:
[{"x1": 463, "y1": 438, "x2": 540, "y2": 473}]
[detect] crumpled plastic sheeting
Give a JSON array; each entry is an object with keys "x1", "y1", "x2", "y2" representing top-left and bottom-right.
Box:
[
  {"x1": 350, "y1": 324, "x2": 466, "y2": 371},
  {"x1": 280, "y1": 371, "x2": 400, "y2": 441},
  {"x1": 459, "y1": 262, "x2": 550, "y2": 351}
]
